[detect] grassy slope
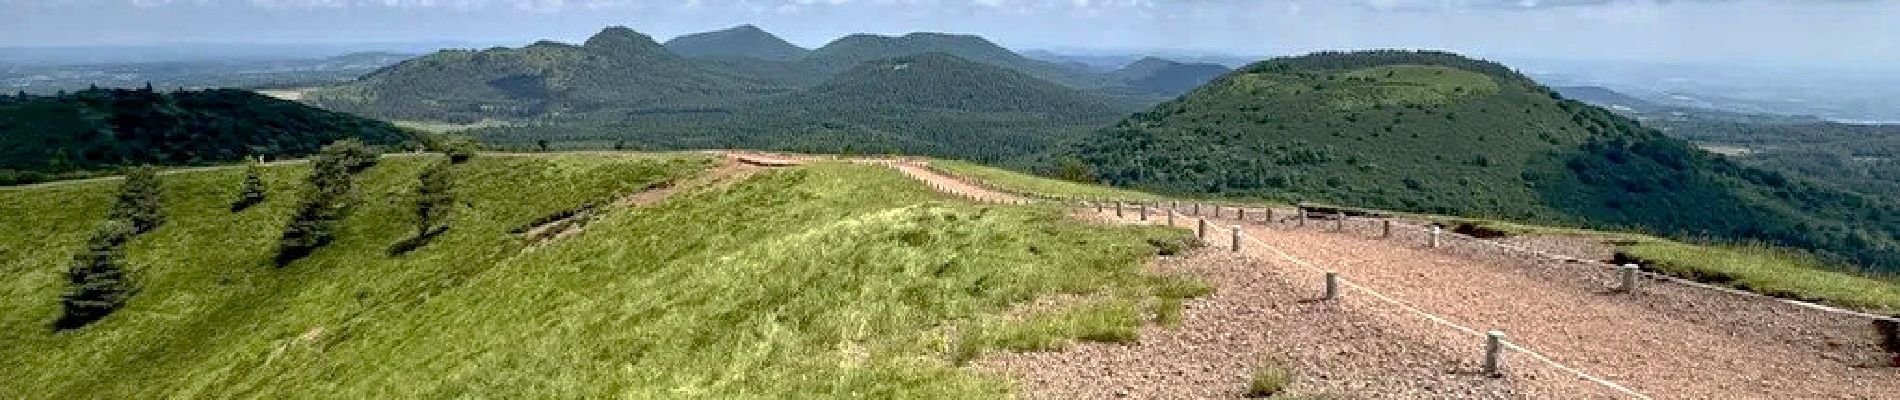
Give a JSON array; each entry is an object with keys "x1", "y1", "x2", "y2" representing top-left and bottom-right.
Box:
[{"x1": 1, "y1": 156, "x2": 1194, "y2": 397}]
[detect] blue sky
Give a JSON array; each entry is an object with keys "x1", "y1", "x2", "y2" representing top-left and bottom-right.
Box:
[{"x1": 3, "y1": 0, "x2": 1897, "y2": 68}]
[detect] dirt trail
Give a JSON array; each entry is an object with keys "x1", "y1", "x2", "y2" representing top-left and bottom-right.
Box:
[
  {"x1": 888, "y1": 165, "x2": 1898, "y2": 399},
  {"x1": 878, "y1": 160, "x2": 1030, "y2": 204}
]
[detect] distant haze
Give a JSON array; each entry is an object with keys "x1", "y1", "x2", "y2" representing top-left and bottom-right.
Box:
[{"x1": 3, "y1": 0, "x2": 1898, "y2": 70}]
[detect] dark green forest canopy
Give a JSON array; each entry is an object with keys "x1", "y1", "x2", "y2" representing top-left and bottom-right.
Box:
[
  {"x1": 1069, "y1": 50, "x2": 1900, "y2": 272},
  {"x1": 0, "y1": 87, "x2": 408, "y2": 184}
]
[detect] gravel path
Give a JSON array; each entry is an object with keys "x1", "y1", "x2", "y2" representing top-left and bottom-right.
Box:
[
  {"x1": 891, "y1": 166, "x2": 1898, "y2": 399},
  {"x1": 973, "y1": 244, "x2": 1616, "y2": 399},
  {"x1": 1221, "y1": 212, "x2": 1899, "y2": 399}
]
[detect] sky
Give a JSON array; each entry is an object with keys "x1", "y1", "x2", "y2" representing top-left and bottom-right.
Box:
[{"x1": 2, "y1": 0, "x2": 1897, "y2": 68}]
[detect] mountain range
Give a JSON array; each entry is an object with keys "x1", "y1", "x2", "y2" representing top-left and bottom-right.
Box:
[{"x1": 308, "y1": 25, "x2": 1229, "y2": 124}]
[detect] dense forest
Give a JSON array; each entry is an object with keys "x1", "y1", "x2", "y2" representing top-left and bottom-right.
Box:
[
  {"x1": 0, "y1": 87, "x2": 410, "y2": 185},
  {"x1": 1069, "y1": 50, "x2": 1900, "y2": 272}
]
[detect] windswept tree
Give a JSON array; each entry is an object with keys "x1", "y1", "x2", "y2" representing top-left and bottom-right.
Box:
[
  {"x1": 108, "y1": 166, "x2": 165, "y2": 234},
  {"x1": 415, "y1": 162, "x2": 455, "y2": 235},
  {"x1": 275, "y1": 141, "x2": 378, "y2": 265},
  {"x1": 231, "y1": 161, "x2": 268, "y2": 211},
  {"x1": 57, "y1": 219, "x2": 138, "y2": 330},
  {"x1": 438, "y1": 136, "x2": 481, "y2": 164}
]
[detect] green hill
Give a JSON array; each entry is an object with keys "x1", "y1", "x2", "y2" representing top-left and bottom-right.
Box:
[
  {"x1": 0, "y1": 154, "x2": 1195, "y2": 397},
  {"x1": 800, "y1": 33, "x2": 1110, "y2": 89},
  {"x1": 0, "y1": 88, "x2": 408, "y2": 185},
  {"x1": 1071, "y1": 50, "x2": 1900, "y2": 272},
  {"x1": 663, "y1": 24, "x2": 809, "y2": 61},
  {"x1": 1108, "y1": 57, "x2": 1231, "y2": 96},
  {"x1": 306, "y1": 27, "x2": 755, "y2": 122}
]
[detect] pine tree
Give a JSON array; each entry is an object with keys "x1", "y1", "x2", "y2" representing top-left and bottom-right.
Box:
[
  {"x1": 108, "y1": 166, "x2": 165, "y2": 234},
  {"x1": 231, "y1": 162, "x2": 267, "y2": 211},
  {"x1": 57, "y1": 219, "x2": 138, "y2": 330},
  {"x1": 275, "y1": 142, "x2": 370, "y2": 265}
]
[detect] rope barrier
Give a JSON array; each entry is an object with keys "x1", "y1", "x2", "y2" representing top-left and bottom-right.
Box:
[{"x1": 1185, "y1": 209, "x2": 1655, "y2": 399}]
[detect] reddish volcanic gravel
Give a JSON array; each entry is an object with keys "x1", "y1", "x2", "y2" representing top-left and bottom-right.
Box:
[{"x1": 896, "y1": 165, "x2": 1899, "y2": 399}]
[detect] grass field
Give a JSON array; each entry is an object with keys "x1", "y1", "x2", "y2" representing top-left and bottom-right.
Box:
[
  {"x1": 0, "y1": 155, "x2": 1199, "y2": 397},
  {"x1": 1619, "y1": 241, "x2": 1900, "y2": 313}
]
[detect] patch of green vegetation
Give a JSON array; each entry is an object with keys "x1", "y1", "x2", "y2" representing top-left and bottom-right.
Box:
[
  {"x1": 1245, "y1": 364, "x2": 1294, "y2": 398},
  {"x1": 1618, "y1": 241, "x2": 1900, "y2": 313},
  {"x1": 951, "y1": 300, "x2": 1144, "y2": 362},
  {"x1": 0, "y1": 157, "x2": 1196, "y2": 397},
  {"x1": 930, "y1": 159, "x2": 1162, "y2": 201}
]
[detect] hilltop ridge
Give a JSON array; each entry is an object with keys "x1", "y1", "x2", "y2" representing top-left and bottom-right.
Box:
[{"x1": 663, "y1": 24, "x2": 809, "y2": 61}]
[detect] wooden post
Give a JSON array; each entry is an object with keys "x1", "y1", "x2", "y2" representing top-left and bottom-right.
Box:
[
  {"x1": 1115, "y1": 202, "x2": 1124, "y2": 218},
  {"x1": 1297, "y1": 209, "x2": 1307, "y2": 227},
  {"x1": 1619, "y1": 264, "x2": 1640, "y2": 293},
  {"x1": 1484, "y1": 331, "x2": 1507, "y2": 377},
  {"x1": 1334, "y1": 212, "x2": 1345, "y2": 232},
  {"x1": 1213, "y1": 205, "x2": 1222, "y2": 219},
  {"x1": 1139, "y1": 203, "x2": 1149, "y2": 221},
  {"x1": 1238, "y1": 209, "x2": 1247, "y2": 224},
  {"x1": 1430, "y1": 226, "x2": 1442, "y2": 248},
  {"x1": 1324, "y1": 271, "x2": 1339, "y2": 300},
  {"x1": 1197, "y1": 219, "x2": 1208, "y2": 240},
  {"x1": 1230, "y1": 225, "x2": 1242, "y2": 252},
  {"x1": 1265, "y1": 208, "x2": 1274, "y2": 224},
  {"x1": 1167, "y1": 209, "x2": 1175, "y2": 227},
  {"x1": 1193, "y1": 203, "x2": 1200, "y2": 216},
  {"x1": 1382, "y1": 220, "x2": 1392, "y2": 238}
]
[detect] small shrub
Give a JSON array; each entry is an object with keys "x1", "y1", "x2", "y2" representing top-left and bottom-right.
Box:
[
  {"x1": 1452, "y1": 222, "x2": 1510, "y2": 239},
  {"x1": 1245, "y1": 365, "x2": 1293, "y2": 398},
  {"x1": 322, "y1": 139, "x2": 381, "y2": 173},
  {"x1": 230, "y1": 162, "x2": 267, "y2": 211},
  {"x1": 438, "y1": 136, "x2": 481, "y2": 164}
]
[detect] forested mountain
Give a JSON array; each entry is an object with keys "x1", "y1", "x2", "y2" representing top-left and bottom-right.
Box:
[
  {"x1": 663, "y1": 24, "x2": 809, "y2": 61},
  {"x1": 799, "y1": 32, "x2": 1111, "y2": 89},
  {"x1": 1108, "y1": 57, "x2": 1231, "y2": 96},
  {"x1": 306, "y1": 27, "x2": 755, "y2": 122},
  {"x1": 1070, "y1": 50, "x2": 1899, "y2": 272},
  {"x1": 475, "y1": 53, "x2": 1141, "y2": 165},
  {"x1": 0, "y1": 87, "x2": 408, "y2": 185}
]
